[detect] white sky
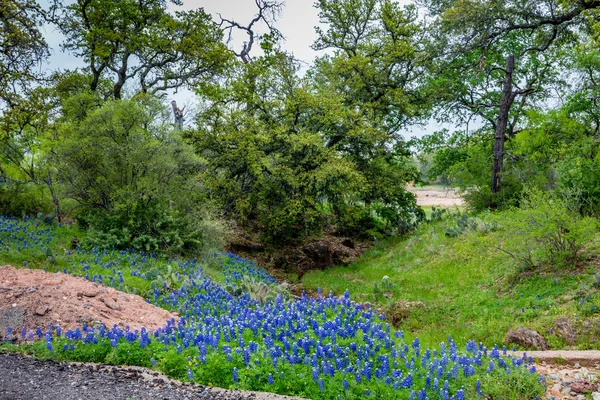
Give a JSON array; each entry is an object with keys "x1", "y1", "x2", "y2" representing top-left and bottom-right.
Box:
[{"x1": 40, "y1": 0, "x2": 451, "y2": 137}]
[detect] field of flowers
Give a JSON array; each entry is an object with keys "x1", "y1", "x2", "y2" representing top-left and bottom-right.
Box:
[{"x1": 0, "y1": 216, "x2": 545, "y2": 399}]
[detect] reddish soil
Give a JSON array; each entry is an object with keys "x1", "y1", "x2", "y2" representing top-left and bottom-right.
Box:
[{"x1": 0, "y1": 265, "x2": 177, "y2": 336}]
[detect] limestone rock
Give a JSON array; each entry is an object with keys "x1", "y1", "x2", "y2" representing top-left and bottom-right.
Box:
[
  {"x1": 554, "y1": 317, "x2": 577, "y2": 344},
  {"x1": 34, "y1": 305, "x2": 52, "y2": 316},
  {"x1": 387, "y1": 300, "x2": 425, "y2": 325},
  {"x1": 101, "y1": 297, "x2": 121, "y2": 311},
  {"x1": 302, "y1": 241, "x2": 333, "y2": 269},
  {"x1": 571, "y1": 380, "x2": 598, "y2": 394},
  {"x1": 505, "y1": 326, "x2": 550, "y2": 350}
]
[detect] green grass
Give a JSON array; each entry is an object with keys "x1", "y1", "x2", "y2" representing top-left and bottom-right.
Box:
[
  {"x1": 300, "y1": 210, "x2": 600, "y2": 350},
  {"x1": 0, "y1": 215, "x2": 551, "y2": 399}
]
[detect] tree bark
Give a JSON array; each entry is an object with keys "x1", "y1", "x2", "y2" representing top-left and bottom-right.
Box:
[
  {"x1": 113, "y1": 52, "x2": 130, "y2": 100},
  {"x1": 491, "y1": 54, "x2": 515, "y2": 194}
]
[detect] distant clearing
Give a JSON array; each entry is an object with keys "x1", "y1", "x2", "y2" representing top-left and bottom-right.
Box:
[{"x1": 409, "y1": 185, "x2": 465, "y2": 207}]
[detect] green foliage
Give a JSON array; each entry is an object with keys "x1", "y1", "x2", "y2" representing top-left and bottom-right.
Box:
[
  {"x1": 191, "y1": 0, "x2": 427, "y2": 245},
  {"x1": 225, "y1": 276, "x2": 290, "y2": 305},
  {"x1": 51, "y1": 0, "x2": 231, "y2": 99},
  {"x1": 445, "y1": 214, "x2": 478, "y2": 237},
  {"x1": 194, "y1": 48, "x2": 421, "y2": 244},
  {"x1": 427, "y1": 206, "x2": 447, "y2": 222},
  {"x1": 302, "y1": 212, "x2": 600, "y2": 350},
  {"x1": 493, "y1": 188, "x2": 598, "y2": 270},
  {"x1": 146, "y1": 264, "x2": 179, "y2": 291},
  {"x1": 372, "y1": 275, "x2": 397, "y2": 302},
  {"x1": 335, "y1": 205, "x2": 384, "y2": 240},
  {"x1": 554, "y1": 138, "x2": 600, "y2": 216},
  {"x1": 0, "y1": 0, "x2": 48, "y2": 108},
  {"x1": 0, "y1": 182, "x2": 52, "y2": 217},
  {"x1": 55, "y1": 95, "x2": 223, "y2": 253}
]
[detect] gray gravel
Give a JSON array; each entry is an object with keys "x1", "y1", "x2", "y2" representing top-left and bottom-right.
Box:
[{"x1": 0, "y1": 352, "x2": 306, "y2": 400}]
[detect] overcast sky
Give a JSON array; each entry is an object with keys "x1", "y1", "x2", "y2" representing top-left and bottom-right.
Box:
[
  {"x1": 42, "y1": 0, "x2": 325, "y2": 79},
  {"x1": 40, "y1": 0, "x2": 451, "y2": 137}
]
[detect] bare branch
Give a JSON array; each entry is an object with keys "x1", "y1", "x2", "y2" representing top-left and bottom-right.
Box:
[{"x1": 218, "y1": 0, "x2": 284, "y2": 63}]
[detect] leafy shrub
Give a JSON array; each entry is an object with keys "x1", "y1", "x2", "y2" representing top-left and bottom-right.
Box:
[
  {"x1": 555, "y1": 138, "x2": 600, "y2": 216},
  {"x1": 445, "y1": 214, "x2": 496, "y2": 237},
  {"x1": 55, "y1": 96, "x2": 226, "y2": 254},
  {"x1": 462, "y1": 181, "x2": 522, "y2": 211},
  {"x1": 79, "y1": 201, "x2": 224, "y2": 254},
  {"x1": 335, "y1": 205, "x2": 385, "y2": 240},
  {"x1": 225, "y1": 276, "x2": 290, "y2": 305},
  {"x1": 0, "y1": 182, "x2": 52, "y2": 218},
  {"x1": 427, "y1": 206, "x2": 447, "y2": 222},
  {"x1": 493, "y1": 188, "x2": 598, "y2": 270}
]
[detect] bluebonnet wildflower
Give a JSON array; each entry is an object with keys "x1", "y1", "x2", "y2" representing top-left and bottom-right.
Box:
[{"x1": 0, "y1": 216, "x2": 546, "y2": 400}]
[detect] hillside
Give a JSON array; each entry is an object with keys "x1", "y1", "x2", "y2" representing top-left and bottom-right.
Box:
[
  {"x1": 0, "y1": 215, "x2": 546, "y2": 399},
  {"x1": 301, "y1": 210, "x2": 600, "y2": 350}
]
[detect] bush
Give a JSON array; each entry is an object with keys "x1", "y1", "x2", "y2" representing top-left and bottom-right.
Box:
[
  {"x1": 555, "y1": 138, "x2": 600, "y2": 216},
  {"x1": 493, "y1": 188, "x2": 598, "y2": 270},
  {"x1": 0, "y1": 182, "x2": 53, "y2": 218},
  {"x1": 78, "y1": 201, "x2": 224, "y2": 254},
  {"x1": 55, "y1": 95, "x2": 225, "y2": 254},
  {"x1": 335, "y1": 205, "x2": 385, "y2": 240}
]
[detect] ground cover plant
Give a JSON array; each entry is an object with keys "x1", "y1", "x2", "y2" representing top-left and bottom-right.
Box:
[
  {"x1": 301, "y1": 209, "x2": 600, "y2": 351},
  {"x1": 0, "y1": 215, "x2": 545, "y2": 399}
]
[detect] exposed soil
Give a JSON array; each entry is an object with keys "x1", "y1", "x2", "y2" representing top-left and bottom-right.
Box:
[
  {"x1": 227, "y1": 232, "x2": 369, "y2": 282},
  {"x1": 0, "y1": 352, "x2": 306, "y2": 400},
  {"x1": 0, "y1": 265, "x2": 177, "y2": 338},
  {"x1": 409, "y1": 186, "x2": 465, "y2": 207}
]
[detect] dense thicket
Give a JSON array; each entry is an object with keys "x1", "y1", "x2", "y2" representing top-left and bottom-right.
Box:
[{"x1": 1, "y1": 0, "x2": 599, "y2": 254}]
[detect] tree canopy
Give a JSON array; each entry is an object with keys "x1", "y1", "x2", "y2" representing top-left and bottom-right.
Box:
[{"x1": 0, "y1": 0, "x2": 599, "y2": 252}]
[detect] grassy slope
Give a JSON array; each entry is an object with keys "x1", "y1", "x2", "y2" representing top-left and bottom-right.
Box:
[
  {"x1": 0, "y1": 217, "x2": 547, "y2": 399},
  {"x1": 301, "y1": 212, "x2": 600, "y2": 350}
]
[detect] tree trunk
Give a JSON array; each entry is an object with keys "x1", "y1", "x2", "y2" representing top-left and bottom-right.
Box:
[
  {"x1": 491, "y1": 54, "x2": 515, "y2": 194},
  {"x1": 113, "y1": 53, "x2": 130, "y2": 100}
]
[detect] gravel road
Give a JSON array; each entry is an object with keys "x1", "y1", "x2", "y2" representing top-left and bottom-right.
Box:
[{"x1": 0, "y1": 352, "x2": 306, "y2": 400}]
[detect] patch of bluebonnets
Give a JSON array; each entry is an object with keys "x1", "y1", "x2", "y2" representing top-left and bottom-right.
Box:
[{"x1": 1, "y1": 216, "x2": 542, "y2": 399}]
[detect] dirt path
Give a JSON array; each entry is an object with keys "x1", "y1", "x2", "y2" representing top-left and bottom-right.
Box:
[{"x1": 0, "y1": 352, "x2": 306, "y2": 400}]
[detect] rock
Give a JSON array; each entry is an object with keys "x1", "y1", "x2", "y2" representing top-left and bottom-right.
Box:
[
  {"x1": 77, "y1": 290, "x2": 99, "y2": 298},
  {"x1": 332, "y1": 246, "x2": 353, "y2": 266},
  {"x1": 341, "y1": 238, "x2": 355, "y2": 249},
  {"x1": 550, "y1": 384, "x2": 562, "y2": 398},
  {"x1": 563, "y1": 387, "x2": 571, "y2": 395},
  {"x1": 302, "y1": 241, "x2": 333, "y2": 269},
  {"x1": 554, "y1": 318, "x2": 577, "y2": 344},
  {"x1": 33, "y1": 305, "x2": 52, "y2": 316},
  {"x1": 505, "y1": 327, "x2": 550, "y2": 350},
  {"x1": 0, "y1": 306, "x2": 25, "y2": 337},
  {"x1": 386, "y1": 300, "x2": 425, "y2": 325},
  {"x1": 101, "y1": 297, "x2": 121, "y2": 311},
  {"x1": 77, "y1": 313, "x2": 94, "y2": 324},
  {"x1": 571, "y1": 380, "x2": 598, "y2": 394}
]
